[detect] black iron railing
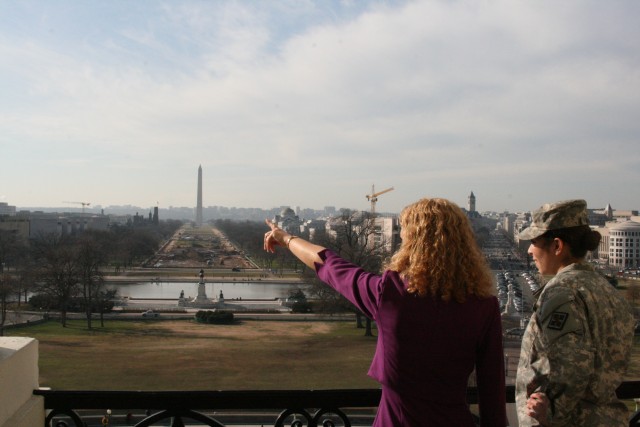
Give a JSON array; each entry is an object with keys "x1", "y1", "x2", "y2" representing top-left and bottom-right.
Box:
[{"x1": 34, "y1": 382, "x2": 640, "y2": 427}]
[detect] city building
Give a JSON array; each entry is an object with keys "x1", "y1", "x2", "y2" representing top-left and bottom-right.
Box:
[
  {"x1": 26, "y1": 212, "x2": 110, "y2": 237},
  {"x1": 371, "y1": 215, "x2": 401, "y2": 253},
  {"x1": 0, "y1": 210, "x2": 110, "y2": 241},
  {"x1": 274, "y1": 207, "x2": 304, "y2": 235},
  {"x1": 0, "y1": 216, "x2": 30, "y2": 242},
  {"x1": 0, "y1": 202, "x2": 17, "y2": 216},
  {"x1": 603, "y1": 219, "x2": 640, "y2": 269}
]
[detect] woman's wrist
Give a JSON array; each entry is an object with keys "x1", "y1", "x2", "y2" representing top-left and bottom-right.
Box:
[{"x1": 285, "y1": 235, "x2": 299, "y2": 249}]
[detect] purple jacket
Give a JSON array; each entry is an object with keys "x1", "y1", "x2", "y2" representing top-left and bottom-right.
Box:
[{"x1": 316, "y1": 249, "x2": 507, "y2": 426}]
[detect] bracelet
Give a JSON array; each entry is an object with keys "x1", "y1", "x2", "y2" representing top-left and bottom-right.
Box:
[{"x1": 285, "y1": 235, "x2": 299, "y2": 249}]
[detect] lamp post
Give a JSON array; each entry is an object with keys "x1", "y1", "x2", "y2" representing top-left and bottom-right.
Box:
[{"x1": 102, "y1": 409, "x2": 111, "y2": 425}]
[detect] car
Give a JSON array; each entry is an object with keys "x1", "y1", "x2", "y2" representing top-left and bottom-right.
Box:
[
  {"x1": 505, "y1": 328, "x2": 526, "y2": 339},
  {"x1": 142, "y1": 310, "x2": 159, "y2": 318}
]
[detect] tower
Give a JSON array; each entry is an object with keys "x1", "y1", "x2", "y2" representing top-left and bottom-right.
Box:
[
  {"x1": 468, "y1": 191, "x2": 476, "y2": 213},
  {"x1": 196, "y1": 165, "x2": 203, "y2": 226}
]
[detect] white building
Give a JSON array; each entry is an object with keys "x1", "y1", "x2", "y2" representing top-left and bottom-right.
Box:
[
  {"x1": 7, "y1": 212, "x2": 110, "y2": 239},
  {"x1": 606, "y1": 220, "x2": 640, "y2": 269},
  {"x1": 372, "y1": 216, "x2": 401, "y2": 254},
  {"x1": 274, "y1": 207, "x2": 302, "y2": 235}
]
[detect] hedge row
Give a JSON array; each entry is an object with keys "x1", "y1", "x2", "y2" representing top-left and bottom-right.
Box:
[{"x1": 195, "y1": 310, "x2": 235, "y2": 324}]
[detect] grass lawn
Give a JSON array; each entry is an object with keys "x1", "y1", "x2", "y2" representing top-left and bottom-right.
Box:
[
  {"x1": 7, "y1": 319, "x2": 379, "y2": 391},
  {"x1": 8, "y1": 316, "x2": 640, "y2": 396}
]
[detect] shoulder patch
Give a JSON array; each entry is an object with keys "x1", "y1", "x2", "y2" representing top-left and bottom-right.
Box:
[{"x1": 547, "y1": 311, "x2": 569, "y2": 330}]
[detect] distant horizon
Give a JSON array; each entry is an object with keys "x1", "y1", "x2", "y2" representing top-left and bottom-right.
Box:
[{"x1": 8, "y1": 198, "x2": 639, "y2": 216}]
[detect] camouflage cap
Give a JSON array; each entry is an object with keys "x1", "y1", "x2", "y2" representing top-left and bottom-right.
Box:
[{"x1": 518, "y1": 199, "x2": 589, "y2": 240}]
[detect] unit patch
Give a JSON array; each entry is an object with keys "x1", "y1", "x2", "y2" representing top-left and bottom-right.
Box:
[{"x1": 547, "y1": 312, "x2": 569, "y2": 331}]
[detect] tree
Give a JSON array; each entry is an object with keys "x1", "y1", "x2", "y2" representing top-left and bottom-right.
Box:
[
  {"x1": 0, "y1": 230, "x2": 31, "y2": 335},
  {"x1": 286, "y1": 288, "x2": 312, "y2": 313},
  {"x1": 31, "y1": 233, "x2": 81, "y2": 327},
  {"x1": 307, "y1": 276, "x2": 351, "y2": 315},
  {"x1": 13, "y1": 257, "x2": 37, "y2": 307},
  {"x1": 473, "y1": 226, "x2": 492, "y2": 249},
  {"x1": 108, "y1": 225, "x2": 160, "y2": 270},
  {"x1": 0, "y1": 230, "x2": 20, "y2": 272},
  {"x1": 0, "y1": 266, "x2": 15, "y2": 336},
  {"x1": 323, "y1": 209, "x2": 380, "y2": 270},
  {"x1": 315, "y1": 209, "x2": 388, "y2": 337},
  {"x1": 95, "y1": 289, "x2": 117, "y2": 327},
  {"x1": 214, "y1": 219, "x2": 302, "y2": 273},
  {"x1": 76, "y1": 231, "x2": 110, "y2": 329}
]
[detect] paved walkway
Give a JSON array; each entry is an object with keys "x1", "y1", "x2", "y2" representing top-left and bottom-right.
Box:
[{"x1": 2, "y1": 311, "x2": 45, "y2": 328}]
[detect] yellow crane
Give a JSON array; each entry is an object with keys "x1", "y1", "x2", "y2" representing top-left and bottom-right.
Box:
[
  {"x1": 63, "y1": 201, "x2": 91, "y2": 214},
  {"x1": 365, "y1": 185, "x2": 394, "y2": 218}
]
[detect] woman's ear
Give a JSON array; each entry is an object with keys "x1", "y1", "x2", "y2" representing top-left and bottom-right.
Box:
[{"x1": 553, "y1": 238, "x2": 567, "y2": 256}]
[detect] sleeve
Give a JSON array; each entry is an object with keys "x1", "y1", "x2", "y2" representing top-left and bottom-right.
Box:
[
  {"x1": 315, "y1": 249, "x2": 384, "y2": 320},
  {"x1": 536, "y1": 287, "x2": 593, "y2": 426},
  {"x1": 475, "y1": 298, "x2": 509, "y2": 427}
]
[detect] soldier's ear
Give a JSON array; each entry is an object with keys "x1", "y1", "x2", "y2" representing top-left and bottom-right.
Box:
[
  {"x1": 552, "y1": 238, "x2": 564, "y2": 256},
  {"x1": 553, "y1": 238, "x2": 573, "y2": 259}
]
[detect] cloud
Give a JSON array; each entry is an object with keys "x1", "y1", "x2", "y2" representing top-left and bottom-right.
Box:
[{"x1": 1, "y1": 0, "x2": 639, "y2": 212}]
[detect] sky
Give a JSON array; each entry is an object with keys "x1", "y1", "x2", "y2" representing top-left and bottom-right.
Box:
[{"x1": 1, "y1": 0, "x2": 639, "y2": 214}]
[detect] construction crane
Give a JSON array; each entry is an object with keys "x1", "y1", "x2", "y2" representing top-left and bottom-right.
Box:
[
  {"x1": 63, "y1": 201, "x2": 91, "y2": 214},
  {"x1": 365, "y1": 185, "x2": 394, "y2": 218}
]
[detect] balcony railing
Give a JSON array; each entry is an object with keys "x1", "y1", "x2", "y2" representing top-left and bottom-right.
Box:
[{"x1": 34, "y1": 382, "x2": 640, "y2": 427}]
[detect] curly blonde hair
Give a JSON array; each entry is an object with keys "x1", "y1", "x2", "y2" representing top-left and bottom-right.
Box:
[{"x1": 386, "y1": 198, "x2": 494, "y2": 302}]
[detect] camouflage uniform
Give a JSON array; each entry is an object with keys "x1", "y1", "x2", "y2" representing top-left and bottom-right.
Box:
[{"x1": 515, "y1": 262, "x2": 634, "y2": 426}]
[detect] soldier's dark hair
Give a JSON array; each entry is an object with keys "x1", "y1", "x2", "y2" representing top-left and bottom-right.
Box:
[{"x1": 540, "y1": 225, "x2": 601, "y2": 258}]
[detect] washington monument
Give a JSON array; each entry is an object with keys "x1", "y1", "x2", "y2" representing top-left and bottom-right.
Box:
[{"x1": 196, "y1": 165, "x2": 203, "y2": 226}]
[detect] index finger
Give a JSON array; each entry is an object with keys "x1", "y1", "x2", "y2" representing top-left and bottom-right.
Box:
[{"x1": 265, "y1": 219, "x2": 276, "y2": 230}]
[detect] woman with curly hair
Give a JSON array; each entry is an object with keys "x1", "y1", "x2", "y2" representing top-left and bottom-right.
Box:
[{"x1": 264, "y1": 198, "x2": 507, "y2": 427}]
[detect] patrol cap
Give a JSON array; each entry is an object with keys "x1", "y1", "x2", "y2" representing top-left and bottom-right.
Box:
[{"x1": 518, "y1": 199, "x2": 589, "y2": 240}]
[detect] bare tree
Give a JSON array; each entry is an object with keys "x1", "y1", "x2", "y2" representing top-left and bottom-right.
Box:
[
  {"x1": 96, "y1": 288, "x2": 117, "y2": 328},
  {"x1": 0, "y1": 266, "x2": 14, "y2": 336},
  {"x1": 0, "y1": 230, "x2": 17, "y2": 271},
  {"x1": 31, "y1": 233, "x2": 81, "y2": 327},
  {"x1": 316, "y1": 209, "x2": 390, "y2": 336},
  {"x1": 0, "y1": 230, "x2": 29, "y2": 335},
  {"x1": 77, "y1": 231, "x2": 109, "y2": 329},
  {"x1": 307, "y1": 274, "x2": 361, "y2": 320}
]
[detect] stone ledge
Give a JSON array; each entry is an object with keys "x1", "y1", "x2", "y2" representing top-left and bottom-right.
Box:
[
  {"x1": 1, "y1": 395, "x2": 44, "y2": 427},
  {"x1": 0, "y1": 337, "x2": 42, "y2": 427}
]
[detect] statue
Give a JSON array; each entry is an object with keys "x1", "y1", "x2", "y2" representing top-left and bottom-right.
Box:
[{"x1": 194, "y1": 269, "x2": 208, "y2": 302}]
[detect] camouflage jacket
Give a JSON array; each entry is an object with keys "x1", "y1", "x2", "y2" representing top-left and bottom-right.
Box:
[{"x1": 515, "y1": 263, "x2": 634, "y2": 426}]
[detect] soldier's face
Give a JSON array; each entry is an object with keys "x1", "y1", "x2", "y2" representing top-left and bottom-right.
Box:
[{"x1": 528, "y1": 238, "x2": 561, "y2": 276}]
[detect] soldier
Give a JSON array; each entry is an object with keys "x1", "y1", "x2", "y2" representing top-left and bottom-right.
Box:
[{"x1": 515, "y1": 199, "x2": 635, "y2": 426}]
